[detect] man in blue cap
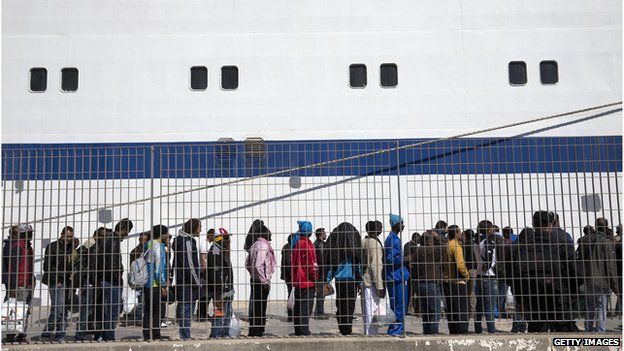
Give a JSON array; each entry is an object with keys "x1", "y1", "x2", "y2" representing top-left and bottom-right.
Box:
[{"x1": 385, "y1": 214, "x2": 410, "y2": 336}]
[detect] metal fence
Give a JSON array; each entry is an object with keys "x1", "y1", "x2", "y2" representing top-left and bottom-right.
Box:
[{"x1": 1, "y1": 112, "x2": 622, "y2": 343}]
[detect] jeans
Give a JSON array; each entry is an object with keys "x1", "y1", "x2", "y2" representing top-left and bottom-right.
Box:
[
  {"x1": 248, "y1": 282, "x2": 270, "y2": 336},
  {"x1": 314, "y1": 282, "x2": 325, "y2": 316},
  {"x1": 585, "y1": 285, "x2": 610, "y2": 333},
  {"x1": 210, "y1": 300, "x2": 232, "y2": 338},
  {"x1": 475, "y1": 277, "x2": 498, "y2": 333},
  {"x1": 76, "y1": 286, "x2": 95, "y2": 339},
  {"x1": 293, "y1": 287, "x2": 314, "y2": 335},
  {"x1": 498, "y1": 282, "x2": 508, "y2": 316},
  {"x1": 386, "y1": 280, "x2": 408, "y2": 336},
  {"x1": 177, "y1": 301, "x2": 196, "y2": 340},
  {"x1": 444, "y1": 282, "x2": 469, "y2": 334},
  {"x1": 335, "y1": 281, "x2": 357, "y2": 335},
  {"x1": 100, "y1": 281, "x2": 122, "y2": 341},
  {"x1": 42, "y1": 283, "x2": 68, "y2": 339},
  {"x1": 418, "y1": 282, "x2": 441, "y2": 334},
  {"x1": 142, "y1": 287, "x2": 162, "y2": 340}
]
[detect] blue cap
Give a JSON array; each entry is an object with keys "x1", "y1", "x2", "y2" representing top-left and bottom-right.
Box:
[
  {"x1": 389, "y1": 214, "x2": 403, "y2": 226},
  {"x1": 297, "y1": 220, "x2": 313, "y2": 236}
]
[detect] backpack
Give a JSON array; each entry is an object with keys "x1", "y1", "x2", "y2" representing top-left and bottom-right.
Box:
[{"x1": 128, "y1": 249, "x2": 150, "y2": 289}]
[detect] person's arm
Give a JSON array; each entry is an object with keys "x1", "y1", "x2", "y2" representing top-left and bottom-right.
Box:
[
  {"x1": 454, "y1": 244, "x2": 470, "y2": 281},
  {"x1": 42, "y1": 243, "x2": 51, "y2": 281},
  {"x1": 255, "y1": 246, "x2": 269, "y2": 284},
  {"x1": 606, "y1": 241, "x2": 619, "y2": 294},
  {"x1": 372, "y1": 241, "x2": 384, "y2": 291},
  {"x1": 201, "y1": 252, "x2": 207, "y2": 271},
  {"x1": 385, "y1": 237, "x2": 402, "y2": 266}
]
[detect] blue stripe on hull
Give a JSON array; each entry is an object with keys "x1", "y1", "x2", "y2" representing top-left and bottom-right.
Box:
[{"x1": 1, "y1": 136, "x2": 621, "y2": 180}]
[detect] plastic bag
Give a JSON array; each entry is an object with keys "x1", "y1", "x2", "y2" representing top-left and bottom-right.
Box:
[
  {"x1": 122, "y1": 286, "x2": 138, "y2": 314},
  {"x1": 1, "y1": 298, "x2": 29, "y2": 333},
  {"x1": 228, "y1": 313, "x2": 242, "y2": 337},
  {"x1": 372, "y1": 297, "x2": 395, "y2": 325},
  {"x1": 286, "y1": 289, "x2": 295, "y2": 310}
]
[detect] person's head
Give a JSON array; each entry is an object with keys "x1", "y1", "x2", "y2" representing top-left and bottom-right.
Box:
[
  {"x1": 411, "y1": 232, "x2": 421, "y2": 244},
  {"x1": 17, "y1": 224, "x2": 33, "y2": 241},
  {"x1": 8, "y1": 226, "x2": 19, "y2": 240},
  {"x1": 389, "y1": 214, "x2": 404, "y2": 234},
  {"x1": 139, "y1": 232, "x2": 149, "y2": 244},
  {"x1": 583, "y1": 225, "x2": 596, "y2": 236},
  {"x1": 532, "y1": 211, "x2": 555, "y2": 230},
  {"x1": 493, "y1": 225, "x2": 500, "y2": 233},
  {"x1": 95, "y1": 227, "x2": 112, "y2": 239},
  {"x1": 448, "y1": 225, "x2": 463, "y2": 241},
  {"x1": 214, "y1": 228, "x2": 230, "y2": 254},
  {"x1": 260, "y1": 224, "x2": 272, "y2": 241},
  {"x1": 477, "y1": 220, "x2": 494, "y2": 237},
  {"x1": 365, "y1": 220, "x2": 383, "y2": 238},
  {"x1": 502, "y1": 226, "x2": 513, "y2": 240},
  {"x1": 161, "y1": 232, "x2": 171, "y2": 247},
  {"x1": 114, "y1": 218, "x2": 133, "y2": 237},
  {"x1": 183, "y1": 218, "x2": 202, "y2": 236},
  {"x1": 463, "y1": 229, "x2": 475, "y2": 242},
  {"x1": 60, "y1": 226, "x2": 74, "y2": 244},
  {"x1": 595, "y1": 218, "x2": 609, "y2": 233},
  {"x1": 206, "y1": 228, "x2": 215, "y2": 242},
  {"x1": 434, "y1": 220, "x2": 448, "y2": 231},
  {"x1": 296, "y1": 220, "x2": 313, "y2": 238},
  {"x1": 421, "y1": 230, "x2": 435, "y2": 246},
  {"x1": 552, "y1": 213, "x2": 561, "y2": 228},
  {"x1": 152, "y1": 224, "x2": 168, "y2": 241},
  {"x1": 315, "y1": 228, "x2": 327, "y2": 241}
]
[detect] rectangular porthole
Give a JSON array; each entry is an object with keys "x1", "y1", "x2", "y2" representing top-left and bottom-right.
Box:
[
  {"x1": 508, "y1": 61, "x2": 527, "y2": 85},
  {"x1": 221, "y1": 66, "x2": 238, "y2": 90},
  {"x1": 29, "y1": 67, "x2": 47, "y2": 92},
  {"x1": 349, "y1": 64, "x2": 367, "y2": 88},
  {"x1": 190, "y1": 66, "x2": 208, "y2": 90},
  {"x1": 61, "y1": 67, "x2": 79, "y2": 92},
  {"x1": 380, "y1": 63, "x2": 398, "y2": 87},
  {"x1": 540, "y1": 60, "x2": 558, "y2": 84}
]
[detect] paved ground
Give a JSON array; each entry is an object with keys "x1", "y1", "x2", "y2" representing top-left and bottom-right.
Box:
[{"x1": 3, "y1": 301, "x2": 622, "y2": 349}]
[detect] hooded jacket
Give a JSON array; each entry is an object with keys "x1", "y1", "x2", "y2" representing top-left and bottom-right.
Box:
[
  {"x1": 291, "y1": 235, "x2": 317, "y2": 289},
  {"x1": 576, "y1": 230, "x2": 619, "y2": 293},
  {"x1": 42, "y1": 239, "x2": 75, "y2": 286},
  {"x1": 173, "y1": 230, "x2": 201, "y2": 299}
]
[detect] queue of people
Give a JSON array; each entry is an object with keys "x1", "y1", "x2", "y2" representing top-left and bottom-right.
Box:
[{"x1": 1, "y1": 212, "x2": 621, "y2": 343}]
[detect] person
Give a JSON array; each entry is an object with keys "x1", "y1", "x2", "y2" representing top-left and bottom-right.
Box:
[
  {"x1": 515, "y1": 211, "x2": 572, "y2": 332},
  {"x1": 361, "y1": 220, "x2": 385, "y2": 335},
  {"x1": 313, "y1": 228, "x2": 328, "y2": 318},
  {"x1": 325, "y1": 222, "x2": 362, "y2": 335},
  {"x1": 462, "y1": 229, "x2": 478, "y2": 317},
  {"x1": 404, "y1": 232, "x2": 420, "y2": 315},
  {"x1": 91, "y1": 218, "x2": 133, "y2": 341},
  {"x1": 197, "y1": 228, "x2": 215, "y2": 322},
  {"x1": 290, "y1": 220, "x2": 318, "y2": 336},
  {"x1": 74, "y1": 227, "x2": 110, "y2": 341},
  {"x1": 474, "y1": 220, "x2": 501, "y2": 334},
  {"x1": 434, "y1": 220, "x2": 448, "y2": 241},
  {"x1": 412, "y1": 230, "x2": 443, "y2": 334},
  {"x1": 614, "y1": 224, "x2": 623, "y2": 317},
  {"x1": 246, "y1": 223, "x2": 276, "y2": 336},
  {"x1": 280, "y1": 234, "x2": 294, "y2": 322},
  {"x1": 41, "y1": 226, "x2": 76, "y2": 342},
  {"x1": 173, "y1": 218, "x2": 202, "y2": 340},
  {"x1": 443, "y1": 225, "x2": 471, "y2": 334},
  {"x1": 384, "y1": 214, "x2": 410, "y2": 336},
  {"x1": 207, "y1": 228, "x2": 234, "y2": 338},
  {"x1": 577, "y1": 218, "x2": 619, "y2": 332},
  {"x1": 2, "y1": 225, "x2": 35, "y2": 343},
  {"x1": 142, "y1": 225, "x2": 169, "y2": 341}
]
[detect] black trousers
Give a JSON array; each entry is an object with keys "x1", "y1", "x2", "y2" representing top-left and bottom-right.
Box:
[
  {"x1": 444, "y1": 282, "x2": 469, "y2": 334},
  {"x1": 293, "y1": 287, "x2": 314, "y2": 335},
  {"x1": 142, "y1": 287, "x2": 162, "y2": 340},
  {"x1": 248, "y1": 281, "x2": 271, "y2": 336},
  {"x1": 336, "y1": 281, "x2": 357, "y2": 335}
]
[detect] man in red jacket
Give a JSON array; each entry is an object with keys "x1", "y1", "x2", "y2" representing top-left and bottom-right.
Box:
[{"x1": 290, "y1": 220, "x2": 317, "y2": 336}]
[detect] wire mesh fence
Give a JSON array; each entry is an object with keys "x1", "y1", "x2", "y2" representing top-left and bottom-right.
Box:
[{"x1": 0, "y1": 132, "x2": 622, "y2": 343}]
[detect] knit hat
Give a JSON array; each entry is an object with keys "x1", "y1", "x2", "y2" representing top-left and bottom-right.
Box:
[{"x1": 389, "y1": 214, "x2": 403, "y2": 226}]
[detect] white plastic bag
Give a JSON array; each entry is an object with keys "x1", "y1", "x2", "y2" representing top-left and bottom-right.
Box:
[
  {"x1": 1, "y1": 298, "x2": 29, "y2": 333},
  {"x1": 286, "y1": 289, "x2": 295, "y2": 310},
  {"x1": 122, "y1": 286, "x2": 138, "y2": 314},
  {"x1": 228, "y1": 313, "x2": 242, "y2": 337},
  {"x1": 372, "y1": 297, "x2": 395, "y2": 325}
]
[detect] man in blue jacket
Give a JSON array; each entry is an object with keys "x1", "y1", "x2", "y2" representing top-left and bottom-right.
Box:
[{"x1": 385, "y1": 214, "x2": 410, "y2": 336}]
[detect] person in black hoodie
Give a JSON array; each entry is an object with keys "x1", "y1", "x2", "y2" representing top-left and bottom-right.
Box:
[
  {"x1": 324, "y1": 222, "x2": 362, "y2": 335},
  {"x1": 41, "y1": 226, "x2": 76, "y2": 341},
  {"x1": 207, "y1": 229, "x2": 234, "y2": 338},
  {"x1": 91, "y1": 218, "x2": 132, "y2": 341},
  {"x1": 173, "y1": 218, "x2": 202, "y2": 340},
  {"x1": 280, "y1": 234, "x2": 294, "y2": 322}
]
